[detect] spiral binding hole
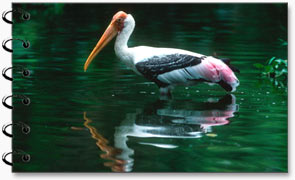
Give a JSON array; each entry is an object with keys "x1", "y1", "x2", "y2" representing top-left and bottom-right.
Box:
[
  {"x1": 22, "y1": 12, "x2": 30, "y2": 21},
  {"x1": 2, "y1": 66, "x2": 30, "y2": 81},
  {"x1": 22, "y1": 41, "x2": 30, "y2": 49},
  {"x1": 2, "y1": 95, "x2": 30, "y2": 109},
  {"x1": 22, "y1": 126, "x2": 30, "y2": 134},
  {"x1": 22, "y1": 69, "x2": 30, "y2": 77},
  {"x1": 22, "y1": 98, "x2": 30, "y2": 106},
  {"x1": 22, "y1": 154, "x2": 31, "y2": 162},
  {"x1": 2, "y1": 150, "x2": 30, "y2": 166},
  {"x1": 2, "y1": 8, "x2": 30, "y2": 24},
  {"x1": 2, "y1": 39, "x2": 30, "y2": 53},
  {"x1": 2, "y1": 122, "x2": 30, "y2": 138}
]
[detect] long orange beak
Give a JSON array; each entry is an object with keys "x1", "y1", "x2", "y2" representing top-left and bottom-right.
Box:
[{"x1": 84, "y1": 22, "x2": 118, "y2": 72}]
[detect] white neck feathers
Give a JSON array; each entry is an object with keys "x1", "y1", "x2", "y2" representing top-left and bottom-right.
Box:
[{"x1": 114, "y1": 14, "x2": 135, "y2": 67}]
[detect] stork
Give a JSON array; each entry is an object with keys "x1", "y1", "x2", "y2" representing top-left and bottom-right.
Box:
[{"x1": 84, "y1": 11, "x2": 240, "y2": 95}]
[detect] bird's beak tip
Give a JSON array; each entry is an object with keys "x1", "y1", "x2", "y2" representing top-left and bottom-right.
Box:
[{"x1": 83, "y1": 19, "x2": 118, "y2": 72}]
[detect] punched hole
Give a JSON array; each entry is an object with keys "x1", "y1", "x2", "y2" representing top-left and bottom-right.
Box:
[
  {"x1": 21, "y1": 154, "x2": 30, "y2": 163},
  {"x1": 22, "y1": 69, "x2": 30, "y2": 77},
  {"x1": 22, "y1": 98, "x2": 30, "y2": 106},
  {"x1": 22, "y1": 126, "x2": 30, "y2": 134},
  {"x1": 22, "y1": 13, "x2": 30, "y2": 20},
  {"x1": 22, "y1": 41, "x2": 30, "y2": 49}
]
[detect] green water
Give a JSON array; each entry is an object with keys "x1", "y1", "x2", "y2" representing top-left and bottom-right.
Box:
[{"x1": 12, "y1": 4, "x2": 287, "y2": 172}]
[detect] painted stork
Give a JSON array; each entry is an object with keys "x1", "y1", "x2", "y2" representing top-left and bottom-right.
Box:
[{"x1": 84, "y1": 11, "x2": 240, "y2": 94}]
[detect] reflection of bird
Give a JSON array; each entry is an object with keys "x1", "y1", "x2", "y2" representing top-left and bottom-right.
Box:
[
  {"x1": 82, "y1": 112, "x2": 128, "y2": 172},
  {"x1": 81, "y1": 94, "x2": 238, "y2": 172},
  {"x1": 84, "y1": 11, "x2": 239, "y2": 95}
]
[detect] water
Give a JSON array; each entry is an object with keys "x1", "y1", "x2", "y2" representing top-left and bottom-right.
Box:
[{"x1": 12, "y1": 4, "x2": 287, "y2": 172}]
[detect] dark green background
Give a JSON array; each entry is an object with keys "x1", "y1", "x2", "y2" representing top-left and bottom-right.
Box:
[{"x1": 12, "y1": 3, "x2": 287, "y2": 172}]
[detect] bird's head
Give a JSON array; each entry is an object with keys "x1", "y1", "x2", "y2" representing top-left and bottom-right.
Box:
[{"x1": 84, "y1": 11, "x2": 128, "y2": 72}]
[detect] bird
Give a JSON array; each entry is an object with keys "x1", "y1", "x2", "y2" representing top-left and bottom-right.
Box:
[{"x1": 84, "y1": 11, "x2": 240, "y2": 95}]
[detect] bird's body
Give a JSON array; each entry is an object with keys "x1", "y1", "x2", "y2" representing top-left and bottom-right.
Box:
[{"x1": 84, "y1": 11, "x2": 240, "y2": 94}]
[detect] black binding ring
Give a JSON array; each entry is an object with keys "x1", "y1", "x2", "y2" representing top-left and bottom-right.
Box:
[
  {"x1": 2, "y1": 38, "x2": 30, "y2": 53},
  {"x1": 2, "y1": 9, "x2": 30, "y2": 24},
  {"x1": 2, "y1": 95, "x2": 30, "y2": 109},
  {"x1": 2, "y1": 66, "x2": 30, "y2": 81},
  {"x1": 2, "y1": 122, "x2": 30, "y2": 138},
  {"x1": 2, "y1": 150, "x2": 30, "y2": 166}
]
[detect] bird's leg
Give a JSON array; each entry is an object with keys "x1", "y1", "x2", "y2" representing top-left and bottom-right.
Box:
[{"x1": 159, "y1": 86, "x2": 173, "y2": 100}]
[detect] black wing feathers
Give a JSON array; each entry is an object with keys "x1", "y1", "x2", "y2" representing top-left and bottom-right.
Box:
[{"x1": 136, "y1": 54, "x2": 202, "y2": 81}]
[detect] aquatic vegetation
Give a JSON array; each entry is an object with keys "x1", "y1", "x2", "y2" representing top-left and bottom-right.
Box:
[
  {"x1": 254, "y1": 57, "x2": 287, "y2": 78},
  {"x1": 254, "y1": 37, "x2": 287, "y2": 87},
  {"x1": 254, "y1": 57, "x2": 287, "y2": 87}
]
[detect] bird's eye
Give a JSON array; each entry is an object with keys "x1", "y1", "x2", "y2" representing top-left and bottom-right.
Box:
[{"x1": 117, "y1": 18, "x2": 122, "y2": 22}]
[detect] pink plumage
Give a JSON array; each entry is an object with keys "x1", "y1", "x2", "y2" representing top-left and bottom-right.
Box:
[
  {"x1": 155, "y1": 56, "x2": 239, "y2": 92},
  {"x1": 192, "y1": 57, "x2": 239, "y2": 92}
]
